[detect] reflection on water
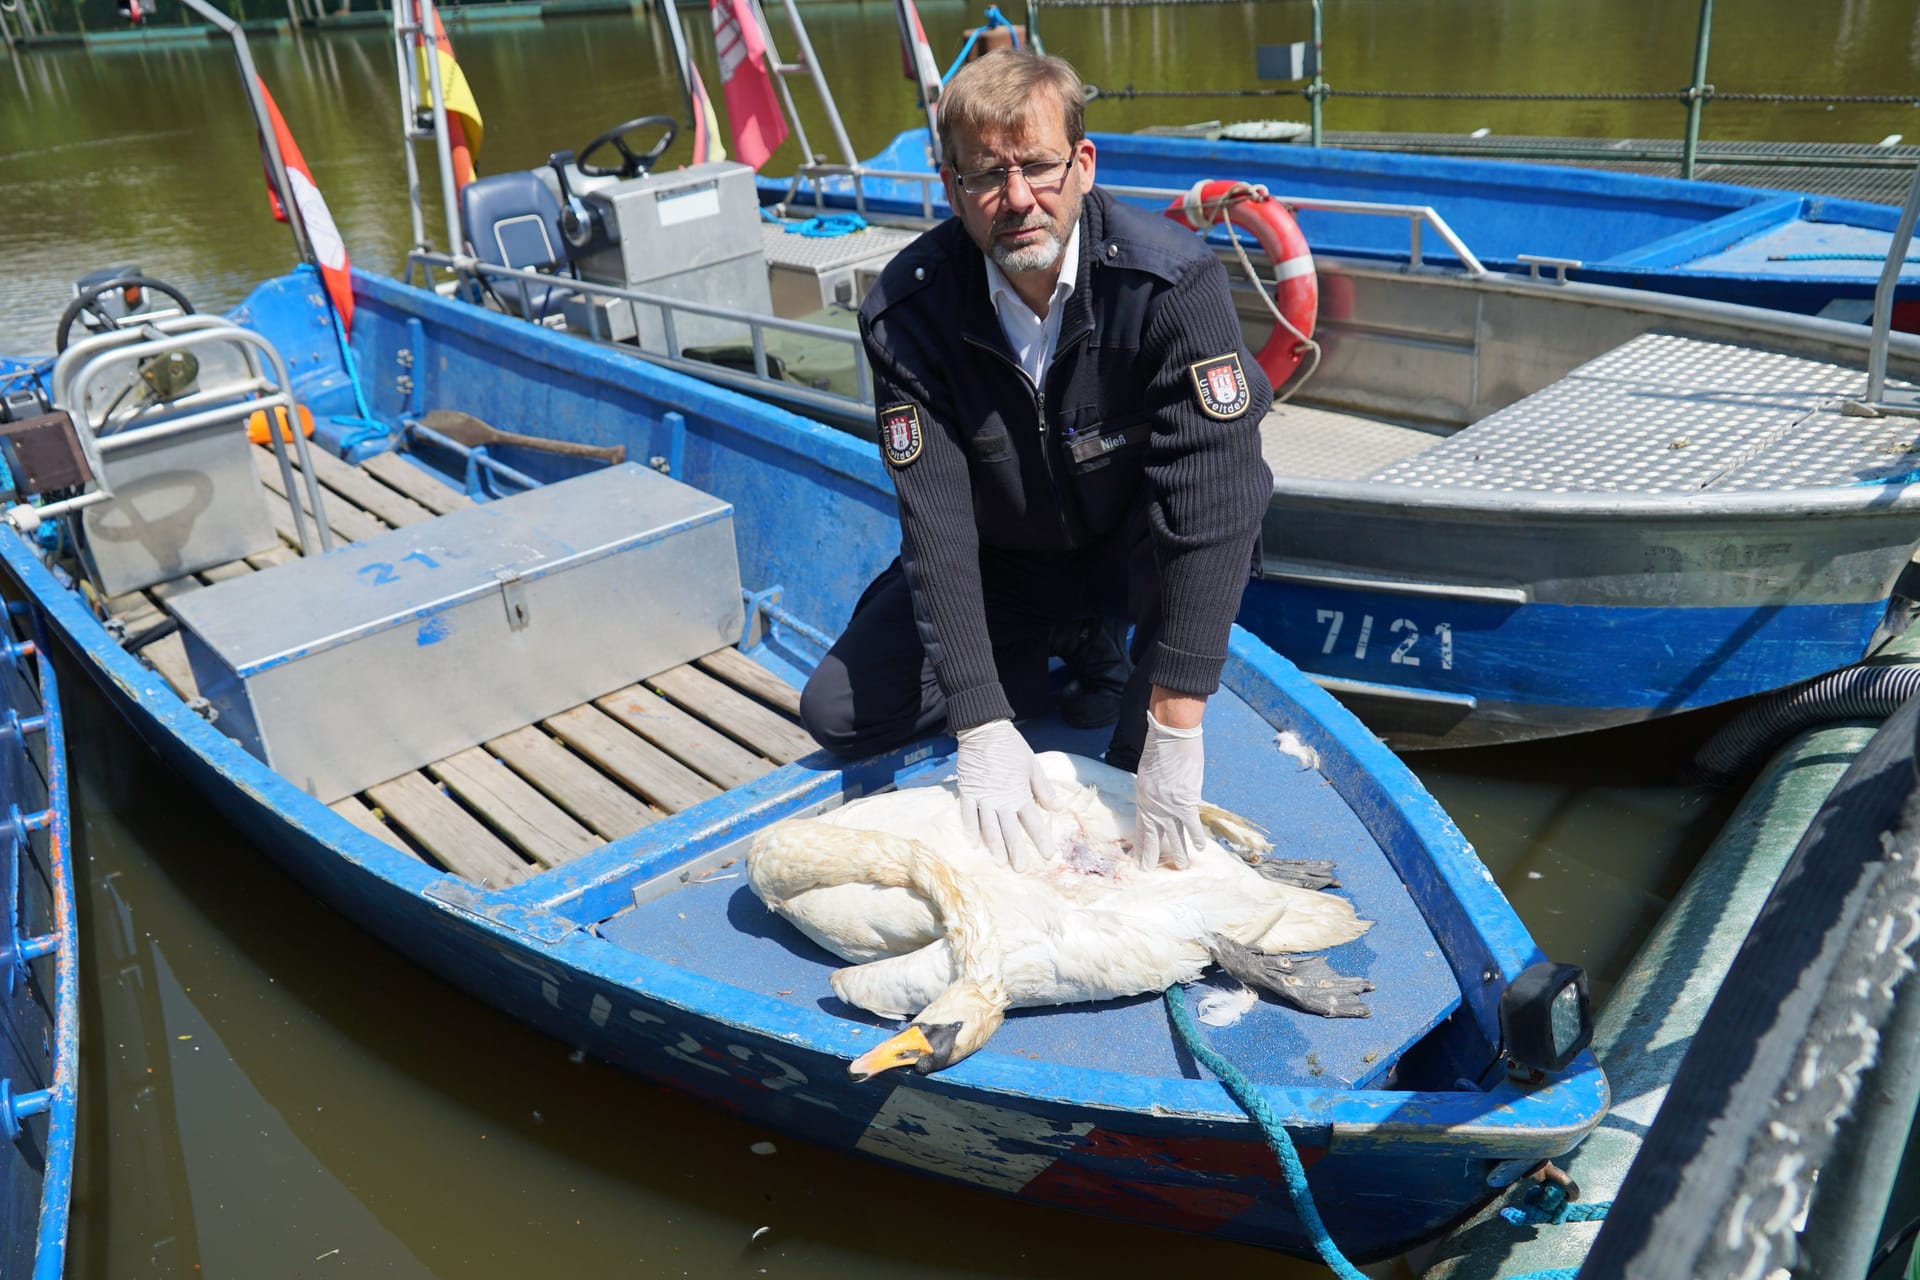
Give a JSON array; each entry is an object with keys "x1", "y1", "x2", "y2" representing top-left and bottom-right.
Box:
[
  {"x1": 68, "y1": 666, "x2": 1338, "y2": 1278},
  {"x1": 5, "y1": 0, "x2": 1920, "y2": 350},
  {"x1": 0, "y1": 0, "x2": 1880, "y2": 1272},
  {"x1": 63, "y1": 649, "x2": 1735, "y2": 1278}
]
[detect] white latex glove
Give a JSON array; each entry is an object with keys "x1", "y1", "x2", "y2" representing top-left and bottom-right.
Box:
[
  {"x1": 1134, "y1": 711, "x2": 1205, "y2": 870},
  {"x1": 956, "y1": 718, "x2": 1061, "y2": 870}
]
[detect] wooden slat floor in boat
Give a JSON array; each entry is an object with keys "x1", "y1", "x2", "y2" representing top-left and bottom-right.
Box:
[{"x1": 105, "y1": 444, "x2": 815, "y2": 888}]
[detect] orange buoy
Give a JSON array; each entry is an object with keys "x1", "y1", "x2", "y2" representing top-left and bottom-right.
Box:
[
  {"x1": 247, "y1": 403, "x2": 315, "y2": 446},
  {"x1": 1164, "y1": 180, "x2": 1318, "y2": 388}
]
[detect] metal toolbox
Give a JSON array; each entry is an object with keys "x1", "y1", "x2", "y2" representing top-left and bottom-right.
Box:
[
  {"x1": 170, "y1": 462, "x2": 744, "y2": 803},
  {"x1": 564, "y1": 161, "x2": 773, "y2": 351},
  {"x1": 762, "y1": 222, "x2": 917, "y2": 318}
]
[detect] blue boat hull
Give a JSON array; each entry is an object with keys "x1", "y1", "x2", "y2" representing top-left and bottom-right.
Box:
[
  {"x1": 0, "y1": 601, "x2": 76, "y2": 1280},
  {"x1": 0, "y1": 269, "x2": 1606, "y2": 1260},
  {"x1": 791, "y1": 130, "x2": 1920, "y2": 318}
]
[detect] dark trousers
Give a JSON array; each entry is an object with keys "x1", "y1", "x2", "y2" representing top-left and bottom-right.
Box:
[{"x1": 800, "y1": 508, "x2": 1161, "y2": 770}]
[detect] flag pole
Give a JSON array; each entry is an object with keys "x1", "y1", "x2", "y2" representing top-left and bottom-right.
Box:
[
  {"x1": 655, "y1": 0, "x2": 700, "y2": 136},
  {"x1": 174, "y1": 0, "x2": 314, "y2": 266},
  {"x1": 413, "y1": 0, "x2": 465, "y2": 257}
]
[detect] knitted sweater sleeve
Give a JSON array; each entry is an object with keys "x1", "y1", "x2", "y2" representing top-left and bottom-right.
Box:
[
  {"x1": 1138, "y1": 253, "x2": 1275, "y2": 696},
  {"x1": 860, "y1": 314, "x2": 1015, "y2": 732}
]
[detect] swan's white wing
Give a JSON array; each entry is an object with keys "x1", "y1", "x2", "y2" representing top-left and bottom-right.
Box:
[
  {"x1": 831, "y1": 940, "x2": 956, "y2": 1018},
  {"x1": 768, "y1": 883, "x2": 941, "y2": 963}
]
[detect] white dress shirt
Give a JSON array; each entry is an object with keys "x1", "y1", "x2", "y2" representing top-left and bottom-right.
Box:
[{"x1": 983, "y1": 221, "x2": 1082, "y2": 391}]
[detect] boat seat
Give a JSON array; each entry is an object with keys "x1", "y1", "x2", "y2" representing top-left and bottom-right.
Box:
[
  {"x1": 1366, "y1": 332, "x2": 1920, "y2": 494},
  {"x1": 460, "y1": 170, "x2": 575, "y2": 320},
  {"x1": 44, "y1": 314, "x2": 305, "y2": 594}
]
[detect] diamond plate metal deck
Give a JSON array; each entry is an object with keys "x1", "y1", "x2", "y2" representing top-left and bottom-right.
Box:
[
  {"x1": 1260, "y1": 402, "x2": 1444, "y2": 481},
  {"x1": 760, "y1": 222, "x2": 921, "y2": 272},
  {"x1": 1367, "y1": 333, "x2": 1920, "y2": 494}
]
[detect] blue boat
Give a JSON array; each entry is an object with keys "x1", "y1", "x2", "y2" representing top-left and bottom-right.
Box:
[
  {"x1": 0, "y1": 541, "x2": 77, "y2": 1280},
  {"x1": 399, "y1": 0, "x2": 1920, "y2": 751},
  {"x1": 0, "y1": 254, "x2": 1608, "y2": 1261},
  {"x1": 783, "y1": 126, "x2": 1920, "y2": 323}
]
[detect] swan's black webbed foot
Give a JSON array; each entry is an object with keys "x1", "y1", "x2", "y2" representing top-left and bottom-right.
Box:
[
  {"x1": 1247, "y1": 858, "x2": 1341, "y2": 890},
  {"x1": 1206, "y1": 935, "x2": 1374, "y2": 1018}
]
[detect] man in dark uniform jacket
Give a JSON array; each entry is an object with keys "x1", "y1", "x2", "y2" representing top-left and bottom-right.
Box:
[{"x1": 799, "y1": 48, "x2": 1273, "y2": 872}]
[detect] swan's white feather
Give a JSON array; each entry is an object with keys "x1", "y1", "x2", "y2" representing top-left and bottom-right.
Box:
[{"x1": 748, "y1": 752, "x2": 1371, "y2": 1025}]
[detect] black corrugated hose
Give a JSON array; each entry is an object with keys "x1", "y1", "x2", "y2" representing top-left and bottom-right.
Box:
[{"x1": 1690, "y1": 659, "x2": 1920, "y2": 788}]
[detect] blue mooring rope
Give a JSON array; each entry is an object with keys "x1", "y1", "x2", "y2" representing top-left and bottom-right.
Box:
[
  {"x1": 1163, "y1": 988, "x2": 1368, "y2": 1280},
  {"x1": 1502, "y1": 1181, "x2": 1612, "y2": 1280},
  {"x1": 940, "y1": 4, "x2": 1020, "y2": 84},
  {"x1": 784, "y1": 214, "x2": 870, "y2": 238},
  {"x1": 1167, "y1": 988, "x2": 1612, "y2": 1280}
]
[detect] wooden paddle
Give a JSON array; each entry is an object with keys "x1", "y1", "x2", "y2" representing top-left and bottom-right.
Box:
[{"x1": 418, "y1": 409, "x2": 627, "y2": 466}]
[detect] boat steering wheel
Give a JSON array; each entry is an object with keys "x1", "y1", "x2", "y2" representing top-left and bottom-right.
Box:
[
  {"x1": 56, "y1": 273, "x2": 195, "y2": 353},
  {"x1": 575, "y1": 116, "x2": 680, "y2": 180}
]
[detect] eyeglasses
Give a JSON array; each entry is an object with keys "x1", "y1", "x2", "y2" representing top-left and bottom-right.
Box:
[{"x1": 954, "y1": 157, "x2": 1071, "y2": 196}]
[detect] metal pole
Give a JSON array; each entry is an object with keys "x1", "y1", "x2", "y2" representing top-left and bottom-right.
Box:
[
  {"x1": 892, "y1": 0, "x2": 939, "y2": 166},
  {"x1": 653, "y1": 0, "x2": 702, "y2": 142},
  {"x1": 413, "y1": 0, "x2": 463, "y2": 257},
  {"x1": 1309, "y1": 0, "x2": 1324, "y2": 148},
  {"x1": 1865, "y1": 162, "x2": 1920, "y2": 406},
  {"x1": 1681, "y1": 0, "x2": 1712, "y2": 180},
  {"x1": 0, "y1": 6, "x2": 15, "y2": 50},
  {"x1": 391, "y1": 0, "x2": 427, "y2": 252},
  {"x1": 177, "y1": 0, "x2": 315, "y2": 265},
  {"x1": 766, "y1": 0, "x2": 856, "y2": 168}
]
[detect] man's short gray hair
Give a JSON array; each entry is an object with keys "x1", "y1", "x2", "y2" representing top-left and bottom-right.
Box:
[{"x1": 937, "y1": 48, "x2": 1086, "y2": 166}]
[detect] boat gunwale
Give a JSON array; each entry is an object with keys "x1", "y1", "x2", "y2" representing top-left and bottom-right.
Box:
[{"x1": 0, "y1": 522, "x2": 1610, "y2": 1142}]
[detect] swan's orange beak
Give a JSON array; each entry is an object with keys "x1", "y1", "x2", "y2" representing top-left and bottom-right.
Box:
[{"x1": 848, "y1": 1025, "x2": 935, "y2": 1081}]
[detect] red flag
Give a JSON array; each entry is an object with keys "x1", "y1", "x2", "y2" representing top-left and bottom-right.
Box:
[
  {"x1": 710, "y1": 0, "x2": 788, "y2": 170},
  {"x1": 256, "y1": 78, "x2": 354, "y2": 334}
]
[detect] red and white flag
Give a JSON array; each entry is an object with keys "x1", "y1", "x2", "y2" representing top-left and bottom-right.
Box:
[
  {"x1": 256, "y1": 77, "x2": 354, "y2": 334},
  {"x1": 898, "y1": 0, "x2": 941, "y2": 110},
  {"x1": 710, "y1": 0, "x2": 788, "y2": 170}
]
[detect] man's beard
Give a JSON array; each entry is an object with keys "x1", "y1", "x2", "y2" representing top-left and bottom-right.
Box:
[
  {"x1": 990, "y1": 214, "x2": 1067, "y2": 274},
  {"x1": 988, "y1": 174, "x2": 1080, "y2": 275}
]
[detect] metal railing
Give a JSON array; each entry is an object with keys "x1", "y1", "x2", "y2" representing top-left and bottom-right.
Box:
[
  {"x1": 1038, "y1": 0, "x2": 1915, "y2": 184},
  {"x1": 407, "y1": 250, "x2": 877, "y2": 421},
  {"x1": 779, "y1": 165, "x2": 1489, "y2": 276},
  {"x1": 40, "y1": 316, "x2": 333, "y2": 556}
]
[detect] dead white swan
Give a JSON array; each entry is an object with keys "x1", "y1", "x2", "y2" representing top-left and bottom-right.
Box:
[{"x1": 747, "y1": 752, "x2": 1374, "y2": 1079}]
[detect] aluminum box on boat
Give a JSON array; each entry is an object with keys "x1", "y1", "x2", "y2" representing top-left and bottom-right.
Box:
[
  {"x1": 562, "y1": 162, "x2": 773, "y2": 349},
  {"x1": 168, "y1": 461, "x2": 744, "y2": 803}
]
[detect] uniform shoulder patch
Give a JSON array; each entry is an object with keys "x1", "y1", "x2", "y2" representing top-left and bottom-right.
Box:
[
  {"x1": 1189, "y1": 352, "x2": 1251, "y2": 420},
  {"x1": 879, "y1": 402, "x2": 924, "y2": 467}
]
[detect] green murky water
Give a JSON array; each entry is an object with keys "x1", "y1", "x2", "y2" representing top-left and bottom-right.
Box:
[{"x1": 1, "y1": 2, "x2": 1899, "y2": 1273}]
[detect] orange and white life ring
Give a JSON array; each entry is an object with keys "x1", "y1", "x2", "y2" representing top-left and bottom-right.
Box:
[{"x1": 1164, "y1": 179, "x2": 1318, "y2": 389}]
